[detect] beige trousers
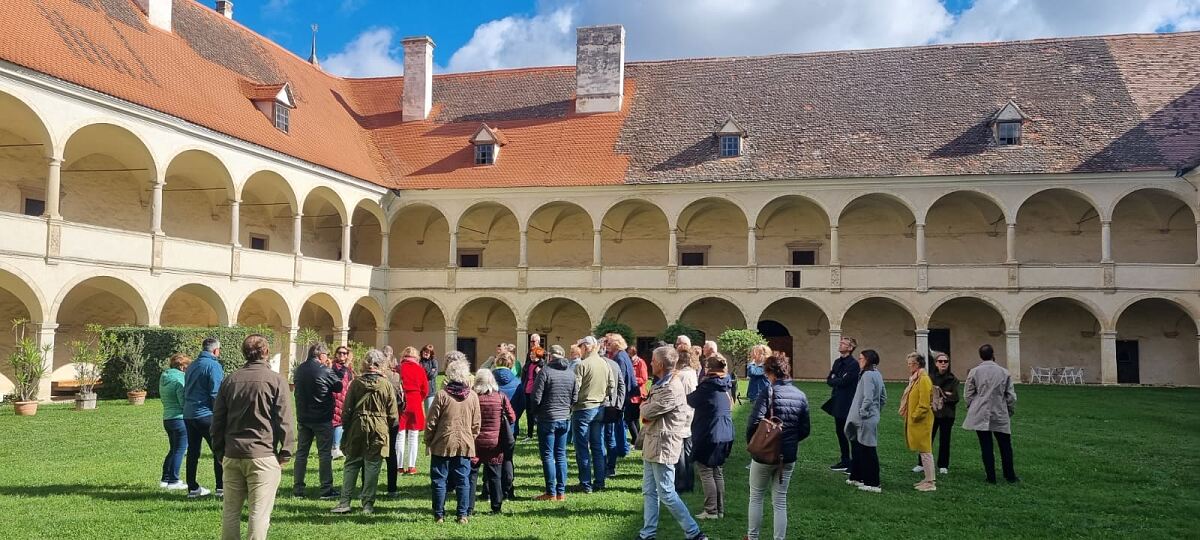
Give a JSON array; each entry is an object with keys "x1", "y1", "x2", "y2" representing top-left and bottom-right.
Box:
[{"x1": 221, "y1": 456, "x2": 282, "y2": 540}]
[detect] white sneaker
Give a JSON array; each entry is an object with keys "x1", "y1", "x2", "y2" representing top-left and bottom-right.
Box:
[
  {"x1": 331, "y1": 450, "x2": 344, "y2": 460},
  {"x1": 188, "y1": 487, "x2": 211, "y2": 498},
  {"x1": 911, "y1": 466, "x2": 924, "y2": 473},
  {"x1": 857, "y1": 485, "x2": 882, "y2": 493},
  {"x1": 159, "y1": 481, "x2": 169, "y2": 489},
  {"x1": 165, "y1": 482, "x2": 188, "y2": 490},
  {"x1": 846, "y1": 479, "x2": 862, "y2": 487},
  {"x1": 694, "y1": 511, "x2": 721, "y2": 520},
  {"x1": 939, "y1": 467, "x2": 949, "y2": 475}
]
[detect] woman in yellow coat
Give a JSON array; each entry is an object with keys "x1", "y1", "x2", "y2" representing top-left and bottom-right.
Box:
[{"x1": 900, "y1": 352, "x2": 936, "y2": 492}]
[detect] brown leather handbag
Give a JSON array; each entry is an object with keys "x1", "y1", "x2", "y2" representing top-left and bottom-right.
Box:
[{"x1": 747, "y1": 388, "x2": 783, "y2": 464}]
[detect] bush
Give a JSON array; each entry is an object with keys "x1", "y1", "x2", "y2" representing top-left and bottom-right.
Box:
[
  {"x1": 717, "y1": 328, "x2": 767, "y2": 374},
  {"x1": 100, "y1": 326, "x2": 276, "y2": 399},
  {"x1": 657, "y1": 321, "x2": 703, "y2": 347},
  {"x1": 7, "y1": 319, "x2": 49, "y2": 402},
  {"x1": 592, "y1": 319, "x2": 634, "y2": 346},
  {"x1": 113, "y1": 333, "x2": 147, "y2": 393}
]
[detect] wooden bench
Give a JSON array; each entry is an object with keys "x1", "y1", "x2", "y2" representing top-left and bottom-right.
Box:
[{"x1": 51, "y1": 380, "x2": 103, "y2": 396}]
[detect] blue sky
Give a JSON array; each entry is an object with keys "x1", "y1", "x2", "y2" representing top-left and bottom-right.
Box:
[{"x1": 229, "y1": 0, "x2": 1200, "y2": 77}]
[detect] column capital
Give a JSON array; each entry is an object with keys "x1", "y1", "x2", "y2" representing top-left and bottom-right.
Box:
[
  {"x1": 45, "y1": 156, "x2": 63, "y2": 167},
  {"x1": 593, "y1": 227, "x2": 602, "y2": 234},
  {"x1": 1100, "y1": 219, "x2": 1112, "y2": 226},
  {"x1": 36, "y1": 323, "x2": 59, "y2": 332},
  {"x1": 1100, "y1": 330, "x2": 1118, "y2": 338},
  {"x1": 1005, "y1": 330, "x2": 1020, "y2": 337},
  {"x1": 914, "y1": 328, "x2": 930, "y2": 336},
  {"x1": 446, "y1": 326, "x2": 459, "y2": 333},
  {"x1": 381, "y1": 231, "x2": 390, "y2": 237}
]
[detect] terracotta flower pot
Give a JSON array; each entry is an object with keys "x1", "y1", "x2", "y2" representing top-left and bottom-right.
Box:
[
  {"x1": 75, "y1": 392, "x2": 98, "y2": 411},
  {"x1": 127, "y1": 391, "x2": 147, "y2": 406},
  {"x1": 13, "y1": 400, "x2": 38, "y2": 416}
]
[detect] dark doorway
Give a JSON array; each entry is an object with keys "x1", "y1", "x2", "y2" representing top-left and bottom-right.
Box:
[
  {"x1": 929, "y1": 328, "x2": 951, "y2": 358},
  {"x1": 757, "y1": 320, "x2": 793, "y2": 375},
  {"x1": 1116, "y1": 340, "x2": 1139, "y2": 384},
  {"x1": 457, "y1": 337, "x2": 478, "y2": 370},
  {"x1": 636, "y1": 337, "x2": 657, "y2": 360}
]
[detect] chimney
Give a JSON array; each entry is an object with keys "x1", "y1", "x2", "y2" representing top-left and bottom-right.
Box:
[
  {"x1": 575, "y1": 25, "x2": 625, "y2": 114},
  {"x1": 216, "y1": 0, "x2": 234, "y2": 19},
  {"x1": 402, "y1": 36, "x2": 434, "y2": 122},
  {"x1": 134, "y1": 0, "x2": 172, "y2": 32}
]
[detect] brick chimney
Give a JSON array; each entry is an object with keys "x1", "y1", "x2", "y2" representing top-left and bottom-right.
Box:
[
  {"x1": 133, "y1": 0, "x2": 172, "y2": 32},
  {"x1": 402, "y1": 36, "x2": 434, "y2": 122},
  {"x1": 575, "y1": 25, "x2": 625, "y2": 114},
  {"x1": 216, "y1": 0, "x2": 234, "y2": 19}
]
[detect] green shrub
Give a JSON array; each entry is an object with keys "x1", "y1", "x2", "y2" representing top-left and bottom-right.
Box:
[
  {"x1": 717, "y1": 328, "x2": 766, "y2": 374},
  {"x1": 658, "y1": 320, "x2": 703, "y2": 347},
  {"x1": 592, "y1": 319, "x2": 635, "y2": 346},
  {"x1": 113, "y1": 334, "x2": 147, "y2": 393},
  {"x1": 7, "y1": 319, "x2": 49, "y2": 402},
  {"x1": 100, "y1": 326, "x2": 276, "y2": 399}
]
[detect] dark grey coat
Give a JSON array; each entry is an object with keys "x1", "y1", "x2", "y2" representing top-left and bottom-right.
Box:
[{"x1": 531, "y1": 357, "x2": 580, "y2": 422}]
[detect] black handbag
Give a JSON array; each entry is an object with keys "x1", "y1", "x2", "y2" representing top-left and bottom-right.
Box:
[
  {"x1": 499, "y1": 395, "x2": 516, "y2": 448},
  {"x1": 603, "y1": 405, "x2": 623, "y2": 423}
]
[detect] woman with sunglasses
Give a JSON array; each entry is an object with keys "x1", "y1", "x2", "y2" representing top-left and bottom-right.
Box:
[{"x1": 916, "y1": 351, "x2": 959, "y2": 475}]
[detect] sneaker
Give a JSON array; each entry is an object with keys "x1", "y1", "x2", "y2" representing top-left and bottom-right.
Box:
[
  {"x1": 857, "y1": 485, "x2": 882, "y2": 493},
  {"x1": 456, "y1": 516, "x2": 469, "y2": 525},
  {"x1": 331, "y1": 449, "x2": 344, "y2": 460},
  {"x1": 911, "y1": 466, "x2": 925, "y2": 473},
  {"x1": 362, "y1": 504, "x2": 374, "y2": 515},
  {"x1": 846, "y1": 479, "x2": 862, "y2": 487},
  {"x1": 829, "y1": 462, "x2": 849, "y2": 472},
  {"x1": 319, "y1": 490, "x2": 341, "y2": 501},
  {"x1": 406, "y1": 467, "x2": 419, "y2": 475},
  {"x1": 159, "y1": 481, "x2": 169, "y2": 489},
  {"x1": 187, "y1": 487, "x2": 211, "y2": 498},
  {"x1": 534, "y1": 494, "x2": 557, "y2": 501},
  {"x1": 686, "y1": 534, "x2": 709, "y2": 540},
  {"x1": 694, "y1": 511, "x2": 721, "y2": 520},
  {"x1": 165, "y1": 482, "x2": 188, "y2": 491},
  {"x1": 916, "y1": 482, "x2": 937, "y2": 492},
  {"x1": 214, "y1": 489, "x2": 223, "y2": 498},
  {"x1": 385, "y1": 491, "x2": 399, "y2": 498},
  {"x1": 331, "y1": 503, "x2": 352, "y2": 514},
  {"x1": 939, "y1": 467, "x2": 949, "y2": 475},
  {"x1": 434, "y1": 516, "x2": 444, "y2": 524}
]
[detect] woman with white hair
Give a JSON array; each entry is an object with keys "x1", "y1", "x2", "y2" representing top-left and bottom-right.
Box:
[
  {"x1": 426, "y1": 357, "x2": 481, "y2": 524},
  {"x1": 468, "y1": 368, "x2": 515, "y2": 515}
]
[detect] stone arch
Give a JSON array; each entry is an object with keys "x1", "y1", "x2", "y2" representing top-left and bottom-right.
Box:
[
  {"x1": 0, "y1": 263, "x2": 47, "y2": 323},
  {"x1": 676, "y1": 197, "x2": 749, "y2": 266},
  {"x1": 925, "y1": 294, "x2": 1010, "y2": 375},
  {"x1": 300, "y1": 186, "x2": 349, "y2": 261},
  {"x1": 297, "y1": 291, "x2": 344, "y2": 342},
  {"x1": 837, "y1": 192, "x2": 918, "y2": 265},
  {"x1": 1110, "y1": 187, "x2": 1197, "y2": 264},
  {"x1": 922, "y1": 188, "x2": 1011, "y2": 224},
  {"x1": 1015, "y1": 293, "x2": 1110, "y2": 332},
  {"x1": 678, "y1": 294, "x2": 749, "y2": 342},
  {"x1": 600, "y1": 198, "x2": 670, "y2": 267},
  {"x1": 51, "y1": 274, "x2": 151, "y2": 381},
  {"x1": 923, "y1": 292, "x2": 1011, "y2": 330},
  {"x1": 348, "y1": 296, "x2": 386, "y2": 346},
  {"x1": 455, "y1": 296, "x2": 519, "y2": 367},
  {"x1": 753, "y1": 195, "x2": 833, "y2": 265},
  {"x1": 757, "y1": 295, "x2": 831, "y2": 379},
  {"x1": 833, "y1": 293, "x2": 920, "y2": 328},
  {"x1": 60, "y1": 122, "x2": 158, "y2": 232},
  {"x1": 0, "y1": 267, "x2": 44, "y2": 395},
  {"x1": 350, "y1": 198, "x2": 387, "y2": 266},
  {"x1": 0, "y1": 90, "x2": 56, "y2": 219},
  {"x1": 527, "y1": 201, "x2": 595, "y2": 267},
  {"x1": 1015, "y1": 187, "x2": 1106, "y2": 221},
  {"x1": 161, "y1": 148, "x2": 236, "y2": 245},
  {"x1": 456, "y1": 201, "x2": 519, "y2": 268},
  {"x1": 238, "y1": 170, "x2": 298, "y2": 254},
  {"x1": 1015, "y1": 188, "x2": 1103, "y2": 264},
  {"x1": 389, "y1": 203, "x2": 451, "y2": 268},
  {"x1": 452, "y1": 294, "x2": 522, "y2": 329},
  {"x1": 51, "y1": 274, "x2": 151, "y2": 325},
  {"x1": 601, "y1": 296, "x2": 670, "y2": 350},
  {"x1": 236, "y1": 288, "x2": 293, "y2": 330},
  {"x1": 924, "y1": 189, "x2": 1009, "y2": 264},
  {"x1": 837, "y1": 294, "x2": 920, "y2": 380},
  {"x1": 1018, "y1": 295, "x2": 1106, "y2": 383},
  {"x1": 387, "y1": 296, "x2": 447, "y2": 356},
  {"x1": 158, "y1": 283, "x2": 231, "y2": 327},
  {"x1": 1113, "y1": 296, "x2": 1199, "y2": 385},
  {"x1": 526, "y1": 296, "x2": 594, "y2": 350}
]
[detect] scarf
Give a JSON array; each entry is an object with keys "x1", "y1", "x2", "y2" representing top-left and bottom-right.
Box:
[{"x1": 899, "y1": 368, "x2": 926, "y2": 417}]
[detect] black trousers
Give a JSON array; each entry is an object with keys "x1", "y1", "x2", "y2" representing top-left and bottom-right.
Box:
[
  {"x1": 386, "y1": 423, "x2": 400, "y2": 492},
  {"x1": 977, "y1": 430, "x2": 1016, "y2": 482},
  {"x1": 470, "y1": 461, "x2": 504, "y2": 513},
  {"x1": 918, "y1": 416, "x2": 955, "y2": 469},
  {"x1": 848, "y1": 441, "x2": 880, "y2": 487},
  {"x1": 834, "y1": 416, "x2": 851, "y2": 464},
  {"x1": 502, "y1": 442, "x2": 515, "y2": 498},
  {"x1": 624, "y1": 403, "x2": 641, "y2": 444},
  {"x1": 184, "y1": 417, "x2": 222, "y2": 491},
  {"x1": 674, "y1": 436, "x2": 695, "y2": 492}
]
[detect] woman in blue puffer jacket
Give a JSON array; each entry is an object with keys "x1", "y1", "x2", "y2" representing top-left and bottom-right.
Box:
[{"x1": 744, "y1": 354, "x2": 810, "y2": 540}]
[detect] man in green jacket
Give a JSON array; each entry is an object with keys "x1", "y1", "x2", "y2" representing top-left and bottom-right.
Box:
[
  {"x1": 572, "y1": 336, "x2": 616, "y2": 493},
  {"x1": 332, "y1": 348, "x2": 399, "y2": 515}
]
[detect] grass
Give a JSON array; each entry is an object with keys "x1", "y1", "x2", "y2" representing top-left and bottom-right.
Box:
[{"x1": 1, "y1": 382, "x2": 1197, "y2": 539}]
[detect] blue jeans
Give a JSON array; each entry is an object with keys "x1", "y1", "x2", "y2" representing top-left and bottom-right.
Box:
[
  {"x1": 538, "y1": 419, "x2": 570, "y2": 495},
  {"x1": 572, "y1": 406, "x2": 606, "y2": 490},
  {"x1": 430, "y1": 455, "x2": 471, "y2": 519},
  {"x1": 641, "y1": 460, "x2": 701, "y2": 539},
  {"x1": 332, "y1": 425, "x2": 344, "y2": 449},
  {"x1": 604, "y1": 418, "x2": 628, "y2": 475},
  {"x1": 161, "y1": 419, "x2": 187, "y2": 483}
]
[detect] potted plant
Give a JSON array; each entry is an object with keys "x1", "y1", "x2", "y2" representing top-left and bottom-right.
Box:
[
  {"x1": 116, "y1": 334, "x2": 148, "y2": 405},
  {"x1": 8, "y1": 319, "x2": 49, "y2": 416},
  {"x1": 70, "y1": 324, "x2": 113, "y2": 411}
]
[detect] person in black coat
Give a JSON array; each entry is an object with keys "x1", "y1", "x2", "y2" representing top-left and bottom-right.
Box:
[
  {"x1": 745, "y1": 355, "x2": 810, "y2": 540},
  {"x1": 823, "y1": 336, "x2": 859, "y2": 471},
  {"x1": 292, "y1": 342, "x2": 345, "y2": 499},
  {"x1": 687, "y1": 355, "x2": 734, "y2": 520}
]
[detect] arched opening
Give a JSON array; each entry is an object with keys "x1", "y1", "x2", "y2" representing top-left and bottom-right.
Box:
[
  {"x1": 388, "y1": 298, "x2": 446, "y2": 362},
  {"x1": 925, "y1": 191, "x2": 1007, "y2": 264},
  {"x1": 755, "y1": 196, "x2": 831, "y2": 266},
  {"x1": 389, "y1": 204, "x2": 450, "y2": 268},
  {"x1": 457, "y1": 202, "x2": 518, "y2": 268},
  {"x1": 758, "y1": 297, "x2": 829, "y2": 379},
  {"x1": 0, "y1": 270, "x2": 41, "y2": 396},
  {"x1": 0, "y1": 91, "x2": 53, "y2": 218},
  {"x1": 1019, "y1": 297, "x2": 1101, "y2": 383},
  {"x1": 239, "y1": 171, "x2": 297, "y2": 255},
  {"x1": 679, "y1": 297, "x2": 746, "y2": 343},
  {"x1": 527, "y1": 202, "x2": 593, "y2": 267},
  {"x1": 456, "y1": 297, "x2": 517, "y2": 368},
  {"x1": 1016, "y1": 189, "x2": 1100, "y2": 264},
  {"x1": 160, "y1": 284, "x2": 228, "y2": 327},
  {"x1": 350, "y1": 201, "x2": 385, "y2": 266},
  {"x1": 348, "y1": 298, "x2": 384, "y2": 346},
  {"x1": 1116, "y1": 299, "x2": 1198, "y2": 385},
  {"x1": 61, "y1": 124, "x2": 156, "y2": 232},
  {"x1": 677, "y1": 198, "x2": 748, "y2": 266},
  {"x1": 1112, "y1": 189, "x2": 1196, "y2": 264},
  {"x1": 840, "y1": 297, "x2": 917, "y2": 380},
  {"x1": 927, "y1": 297, "x2": 1007, "y2": 375},
  {"x1": 601, "y1": 199, "x2": 669, "y2": 267},
  {"x1": 298, "y1": 293, "x2": 341, "y2": 346},
  {"x1": 602, "y1": 297, "x2": 669, "y2": 354},
  {"x1": 53, "y1": 276, "x2": 149, "y2": 383},
  {"x1": 300, "y1": 187, "x2": 347, "y2": 261},
  {"x1": 236, "y1": 289, "x2": 290, "y2": 373},
  {"x1": 161, "y1": 150, "x2": 235, "y2": 245},
  {"x1": 839, "y1": 194, "x2": 916, "y2": 265},
  {"x1": 527, "y1": 298, "x2": 592, "y2": 351}
]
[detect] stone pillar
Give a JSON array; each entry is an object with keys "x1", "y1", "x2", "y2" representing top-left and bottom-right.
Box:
[
  {"x1": 445, "y1": 326, "x2": 459, "y2": 364},
  {"x1": 150, "y1": 180, "x2": 165, "y2": 234},
  {"x1": 667, "y1": 228, "x2": 678, "y2": 266},
  {"x1": 1100, "y1": 330, "x2": 1117, "y2": 384},
  {"x1": 915, "y1": 328, "x2": 930, "y2": 359},
  {"x1": 1195, "y1": 222, "x2": 1200, "y2": 265},
  {"x1": 286, "y1": 326, "x2": 299, "y2": 376},
  {"x1": 335, "y1": 327, "x2": 349, "y2": 347},
  {"x1": 341, "y1": 223, "x2": 352, "y2": 263},
  {"x1": 747, "y1": 226, "x2": 757, "y2": 266},
  {"x1": 828, "y1": 327, "x2": 842, "y2": 366},
  {"x1": 516, "y1": 328, "x2": 529, "y2": 367},
  {"x1": 592, "y1": 228, "x2": 602, "y2": 266},
  {"x1": 292, "y1": 213, "x2": 303, "y2": 256},
  {"x1": 375, "y1": 328, "x2": 390, "y2": 350},
  {"x1": 915, "y1": 223, "x2": 926, "y2": 264},
  {"x1": 229, "y1": 199, "x2": 241, "y2": 246},
  {"x1": 1100, "y1": 220, "x2": 1112, "y2": 263},
  {"x1": 1005, "y1": 223, "x2": 1017, "y2": 263},
  {"x1": 829, "y1": 226, "x2": 840, "y2": 265},
  {"x1": 448, "y1": 230, "x2": 458, "y2": 267},
  {"x1": 519, "y1": 228, "x2": 528, "y2": 268},
  {"x1": 1005, "y1": 330, "x2": 1021, "y2": 375},
  {"x1": 35, "y1": 323, "x2": 57, "y2": 402},
  {"x1": 380, "y1": 232, "x2": 390, "y2": 268},
  {"x1": 45, "y1": 156, "x2": 63, "y2": 219}
]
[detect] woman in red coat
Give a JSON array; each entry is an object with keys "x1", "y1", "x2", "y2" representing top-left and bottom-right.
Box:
[
  {"x1": 469, "y1": 368, "x2": 515, "y2": 515},
  {"x1": 396, "y1": 346, "x2": 430, "y2": 474}
]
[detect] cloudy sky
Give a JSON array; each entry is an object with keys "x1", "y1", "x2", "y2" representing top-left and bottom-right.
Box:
[{"x1": 235, "y1": 0, "x2": 1200, "y2": 78}]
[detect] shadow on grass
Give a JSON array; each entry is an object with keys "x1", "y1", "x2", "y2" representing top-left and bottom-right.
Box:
[{"x1": 0, "y1": 484, "x2": 189, "y2": 502}]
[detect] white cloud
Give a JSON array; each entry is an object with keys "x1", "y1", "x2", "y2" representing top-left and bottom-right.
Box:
[
  {"x1": 321, "y1": 27, "x2": 405, "y2": 78},
  {"x1": 438, "y1": 0, "x2": 1200, "y2": 73}
]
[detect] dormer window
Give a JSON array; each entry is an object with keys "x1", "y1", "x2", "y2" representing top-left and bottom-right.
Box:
[
  {"x1": 715, "y1": 116, "x2": 747, "y2": 158},
  {"x1": 469, "y1": 124, "x2": 507, "y2": 166},
  {"x1": 241, "y1": 80, "x2": 295, "y2": 134},
  {"x1": 991, "y1": 100, "x2": 1029, "y2": 146},
  {"x1": 273, "y1": 104, "x2": 290, "y2": 133}
]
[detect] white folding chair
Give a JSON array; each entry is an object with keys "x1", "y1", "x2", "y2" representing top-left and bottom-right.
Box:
[
  {"x1": 1030, "y1": 367, "x2": 1054, "y2": 384},
  {"x1": 1060, "y1": 366, "x2": 1084, "y2": 384}
]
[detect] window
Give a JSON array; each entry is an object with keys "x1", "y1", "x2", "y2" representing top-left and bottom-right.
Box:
[
  {"x1": 719, "y1": 135, "x2": 742, "y2": 157},
  {"x1": 680, "y1": 251, "x2": 706, "y2": 266},
  {"x1": 785, "y1": 270, "x2": 802, "y2": 288},
  {"x1": 249, "y1": 234, "x2": 269, "y2": 251},
  {"x1": 273, "y1": 104, "x2": 290, "y2": 133},
  {"x1": 474, "y1": 144, "x2": 495, "y2": 165},
  {"x1": 458, "y1": 250, "x2": 482, "y2": 267},
  {"x1": 997, "y1": 121, "x2": 1021, "y2": 145},
  {"x1": 22, "y1": 197, "x2": 45, "y2": 217},
  {"x1": 790, "y1": 249, "x2": 816, "y2": 265}
]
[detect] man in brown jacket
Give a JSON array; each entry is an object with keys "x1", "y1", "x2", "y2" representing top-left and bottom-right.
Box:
[{"x1": 212, "y1": 334, "x2": 296, "y2": 540}]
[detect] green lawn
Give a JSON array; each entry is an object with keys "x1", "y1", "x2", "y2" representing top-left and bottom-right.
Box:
[{"x1": 1, "y1": 383, "x2": 1197, "y2": 539}]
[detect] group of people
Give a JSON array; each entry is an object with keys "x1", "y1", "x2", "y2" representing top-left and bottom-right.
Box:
[{"x1": 155, "y1": 330, "x2": 1020, "y2": 540}]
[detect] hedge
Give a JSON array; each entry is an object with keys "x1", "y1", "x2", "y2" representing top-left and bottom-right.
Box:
[
  {"x1": 658, "y1": 320, "x2": 704, "y2": 347},
  {"x1": 99, "y1": 326, "x2": 277, "y2": 399}
]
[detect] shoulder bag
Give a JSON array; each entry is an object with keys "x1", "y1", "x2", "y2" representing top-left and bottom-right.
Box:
[{"x1": 747, "y1": 387, "x2": 783, "y2": 465}]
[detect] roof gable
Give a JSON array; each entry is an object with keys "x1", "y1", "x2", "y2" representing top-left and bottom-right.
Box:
[
  {"x1": 715, "y1": 117, "x2": 747, "y2": 137},
  {"x1": 992, "y1": 100, "x2": 1029, "y2": 122},
  {"x1": 469, "y1": 124, "x2": 507, "y2": 146}
]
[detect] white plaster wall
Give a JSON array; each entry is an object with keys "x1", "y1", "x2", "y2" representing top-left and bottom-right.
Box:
[
  {"x1": 528, "y1": 207, "x2": 593, "y2": 267},
  {"x1": 1016, "y1": 191, "x2": 1101, "y2": 263},
  {"x1": 390, "y1": 206, "x2": 450, "y2": 268},
  {"x1": 839, "y1": 198, "x2": 915, "y2": 265},
  {"x1": 1116, "y1": 300, "x2": 1199, "y2": 385},
  {"x1": 601, "y1": 202, "x2": 668, "y2": 266},
  {"x1": 162, "y1": 187, "x2": 231, "y2": 244},
  {"x1": 926, "y1": 194, "x2": 1006, "y2": 264},
  {"x1": 1019, "y1": 299, "x2": 1102, "y2": 383},
  {"x1": 678, "y1": 202, "x2": 747, "y2": 266},
  {"x1": 756, "y1": 198, "x2": 829, "y2": 265},
  {"x1": 841, "y1": 299, "x2": 918, "y2": 380},
  {"x1": 351, "y1": 209, "x2": 383, "y2": 266},
  {"x1": 61, "y1": 155, "x2": 150, "y2": 233},
  {"x1": 1111, "y1": 191, "x2": 1196, "y2": 264},
  {"x1": 927, "y1": 298, "x2": 1008, "y2": 375},
  {"x1": 459, "y1": 208, "x2": 518, "y2": 267},
  {"x1": 0, "y1": 132, "x2": 45, "y2": 215}
]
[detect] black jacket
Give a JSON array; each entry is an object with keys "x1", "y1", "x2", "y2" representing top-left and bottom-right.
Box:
[
  {"x1": 746, "y1": 380, "x2": 811, "y2": 464},
  {"x1": 293, "y1": 358, "x2": 344, "y2": 424},
  {"x1": 825, "y1": 355, "x2": 860, "y2": 418},
  {"x1": 688, "y1": 375, "x2": 734, "y2": 467}
]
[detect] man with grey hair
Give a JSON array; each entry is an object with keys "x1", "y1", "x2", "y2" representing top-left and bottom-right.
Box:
[
  {"x1": 676, "y1": 335, "x2": 692, "y2": 353},
  {"x1": 292, "y1": 341, "x2": 343, "y2": 499},
  {"x1": 639, "y1": 345, "x2": 706, "y2": 540},
  {"x1": 184, "y1": 337, "x2": 225, "y2": 498},
  {"x1": 702, "y1": 341, "x2": 718, "y2": 359},
  {"x1": 332, "y1": 349, "x2": 398, "y2": 515},
  {"x1": 572, "y1": 335, "x2": 616, "y2": 493}
]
